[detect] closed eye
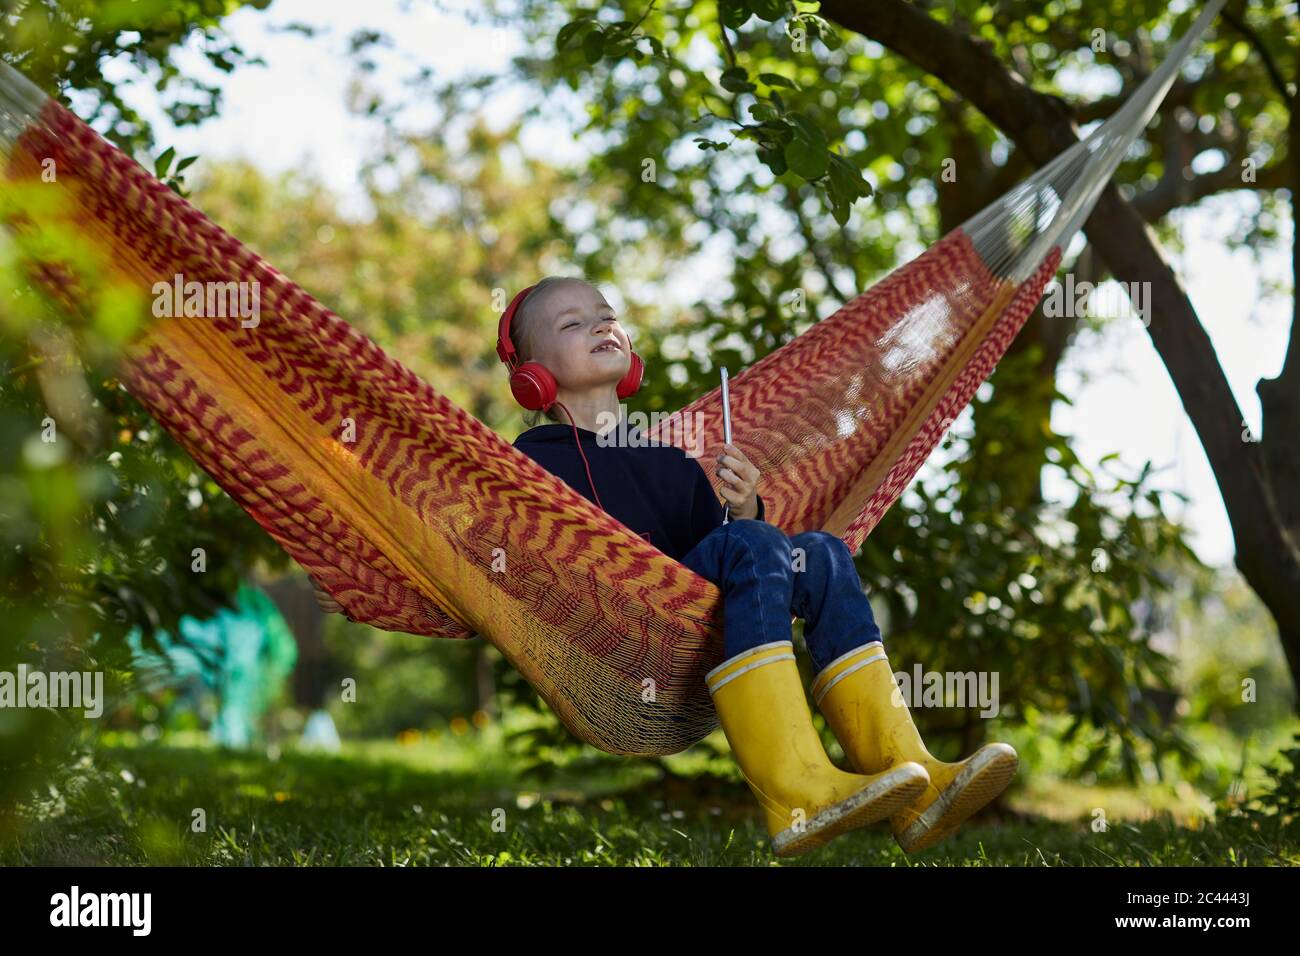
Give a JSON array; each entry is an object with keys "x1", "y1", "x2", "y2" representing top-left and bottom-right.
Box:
[{"x1": 559, "y1": 314, "x2": 615, "y2": 330}]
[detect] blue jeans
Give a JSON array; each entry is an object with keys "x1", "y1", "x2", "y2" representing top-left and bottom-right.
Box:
[{"x1": 681, "y1": 518, "x2": 884, "y2": 675}]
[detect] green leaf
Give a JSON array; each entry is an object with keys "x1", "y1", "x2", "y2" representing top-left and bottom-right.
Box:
[
  {"x1": 557, "y1": 18, "x2": 595, "y2": 52},
  {"x1": 154, "y1": 146, "x2": 175, "y2": 177},
  {"x1": 758, "y1": 72, "x2": 799, "y2": 89},
  {"x1": 582, "y1": 29, "x2": 606, "y2": 64},
  {"x1": 785, "y1": 138, "x2": 828, "y2": 179},
  {"x1": 826, "y1": 154, "x2": 871, "y2": 224},
  {"x1": 719, "y1": 66, "x2": 755, "y2": 94},
  {"x1": 805, "y1": 15, "x2": 843, "y2": 50},
  {"x1": 758, "y1": 146, "x2": 787, "y2": 176},
  {"x1": 719, "y1": 0, "x2": 752, "y2": 29},
  {"x1": 828, "y1": 194, "x2": 851, "y2": 225},
  {"x1": 787, "y1": 112, "x2": 826, "y2": 148},
  {"x1": 750, "y1": 0, "x2": 787, "y2": 21},
  {"x1": 607, "y1": 36, "x2": 637, "y2": 59},
  {"x1": 828, "y1": 153, "x2": 872, "y2": 199}
]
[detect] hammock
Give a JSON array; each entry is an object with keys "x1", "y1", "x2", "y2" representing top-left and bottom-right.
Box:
[{"x1": 0, "y1": 1, "x2": 1223, "y2": 756}]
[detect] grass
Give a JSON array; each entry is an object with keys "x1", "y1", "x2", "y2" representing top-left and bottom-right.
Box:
[{"x1": 3, "y1": 725, "x2": 1296, "y2": 866}]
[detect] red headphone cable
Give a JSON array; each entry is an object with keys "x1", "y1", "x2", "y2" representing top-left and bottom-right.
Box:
[{"x1": 552, "y1": 400, "x2": 606, "y2": 513}]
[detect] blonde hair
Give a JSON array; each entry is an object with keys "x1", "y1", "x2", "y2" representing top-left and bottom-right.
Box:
[{"x1": 512, "y1": 275, "x2": 591, "y2": 427}]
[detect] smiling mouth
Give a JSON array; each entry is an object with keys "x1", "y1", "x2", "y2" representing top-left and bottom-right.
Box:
[{"x1": 591, "y1": 342, "x2": 621, "y2": 353}]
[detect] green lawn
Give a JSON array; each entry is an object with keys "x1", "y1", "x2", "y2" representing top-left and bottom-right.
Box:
[{"x1": 3, "y1": 727, "x2": 1296, "y2": 866}]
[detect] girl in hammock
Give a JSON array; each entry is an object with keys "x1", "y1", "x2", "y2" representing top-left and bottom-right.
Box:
[{"x1": 316, "y1": 275, "x2": 1018, "y2": 857}]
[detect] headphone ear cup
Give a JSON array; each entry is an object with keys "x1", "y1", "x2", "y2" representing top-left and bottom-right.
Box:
[
  {"x1": 510, "y1": 362, "x2": 558, "y2": 411},
  {"x1": 616, "y1": 351, "x2": 645, "y2": 400}
]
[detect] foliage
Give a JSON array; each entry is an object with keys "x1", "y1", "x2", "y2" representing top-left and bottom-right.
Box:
[
  {"x1": 1, "y1": 0, "x2": 271, "y2": 154},
  {"x1": 0, "y1": 0, "x2": 285, "y2": 812},
  {"x1": 1221, "y1": 731, "x2": 1300, "y2": 841}
]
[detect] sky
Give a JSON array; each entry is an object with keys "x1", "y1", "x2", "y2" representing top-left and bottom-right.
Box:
[{"x1": 95, "y1": 0, "x2": 1295, "y2": 570}]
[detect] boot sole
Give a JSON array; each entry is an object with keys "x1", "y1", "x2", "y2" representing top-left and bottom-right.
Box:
[
  {"x1": 771, "y1": 762, "x2": 929, "y2": 858},
  {"x1": 895, "y1": 743, "x2": 1019, "y2": 855}
]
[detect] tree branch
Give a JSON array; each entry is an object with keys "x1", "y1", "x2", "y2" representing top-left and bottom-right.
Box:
[
  {"x1": 1221, "y1": 5, "x2": 1294, "y2": 107},
  {"x1": 1132, "y1": 158, "x2": 1288, "y2": 222}
]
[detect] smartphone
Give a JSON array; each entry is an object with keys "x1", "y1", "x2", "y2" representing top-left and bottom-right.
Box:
[{"x1": 721, "y1": 367, "x2": 731, "y2": 525}]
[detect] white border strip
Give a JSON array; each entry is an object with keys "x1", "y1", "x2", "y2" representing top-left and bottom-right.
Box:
[
  {"x1": 704, "y1": 640, "x2": 793, "y2": 683},
  {"x1": 812, "y1": 650, "x2": 888, "y2": 705},
  {"x1": 708, "y1": 652, "x2": 795, "y2": 693}
]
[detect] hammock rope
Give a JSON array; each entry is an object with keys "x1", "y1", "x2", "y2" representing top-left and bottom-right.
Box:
[{"x1": 0, "y1": 0, "x2": 1224, "y2": 755}]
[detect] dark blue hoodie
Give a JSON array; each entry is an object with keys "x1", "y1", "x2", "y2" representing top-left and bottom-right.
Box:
[{"x1": 512, "y1": 422, "x2": 765, "y2": 562}]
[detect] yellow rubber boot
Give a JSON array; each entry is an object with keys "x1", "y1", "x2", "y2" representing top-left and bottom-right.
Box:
[
  {"x1": 707, "y1": 641, "x2": 929, "y2": 857},
  {"x1": 811, "y1": 643, "x2": 1019, "y2": 854}
]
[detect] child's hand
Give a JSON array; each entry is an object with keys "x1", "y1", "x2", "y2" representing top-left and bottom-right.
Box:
[
  {"x1": 716, "y1": 443, "x2": 761, "y2": 520},
  {"x1": 309, "y1": 574, "x2": 346, "y2": 616}
]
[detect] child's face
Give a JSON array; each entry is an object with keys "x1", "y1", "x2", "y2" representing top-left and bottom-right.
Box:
[{"x1": 525, "y1": 280, "x2": 632, "y2": 393}]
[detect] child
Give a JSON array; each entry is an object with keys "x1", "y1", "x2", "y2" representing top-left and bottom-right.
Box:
[{"x1": 317, "y1": 275, "x2": 1019, "y2": 857}]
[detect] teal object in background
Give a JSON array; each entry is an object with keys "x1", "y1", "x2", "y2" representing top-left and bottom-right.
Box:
[{"x1": 128, "y1": 584, "x2": 298, "y2": 747}]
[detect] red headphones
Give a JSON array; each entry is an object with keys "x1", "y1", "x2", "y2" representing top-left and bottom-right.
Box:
[{"x1": 495, "y1": 284, "x2": 645, "y2": 411}]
